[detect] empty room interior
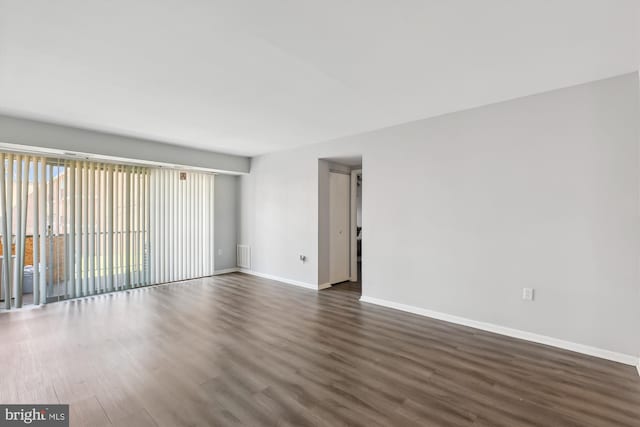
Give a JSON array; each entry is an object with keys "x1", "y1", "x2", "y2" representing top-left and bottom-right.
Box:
[{"x1": 1, "y1": 1, "x2": 640, "y2": 426}]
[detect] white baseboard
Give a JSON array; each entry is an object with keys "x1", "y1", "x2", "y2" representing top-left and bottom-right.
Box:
[
  {"x1": 360, "y1": 295, "x2": 639, "y2": 368},
  {"x1": 637, "y1": 360, "x2": 640, "y2": 377},
  {"x1": 318, "y1": 282, "x2": 332, "y2": 290},
  {"x1": 239, "y1": 269, "x2": 318, "y2": 290},
  {"x1": 212, "y1": 268, "x2": 240, "y2": 275}
]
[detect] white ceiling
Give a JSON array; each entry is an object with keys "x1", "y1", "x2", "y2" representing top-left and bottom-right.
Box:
[{"x1": 0, "y1": 0, "x2": 638, "y2": 157}]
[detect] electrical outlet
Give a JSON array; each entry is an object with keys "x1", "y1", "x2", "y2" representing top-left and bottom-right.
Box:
[{"x1": 522, "y1": 288, "x2": 534, "y2": 301}]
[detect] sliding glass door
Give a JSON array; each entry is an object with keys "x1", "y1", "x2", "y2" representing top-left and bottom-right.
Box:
[{"x1": 0, "y1": 152, "x2": 215, "y2": 309}]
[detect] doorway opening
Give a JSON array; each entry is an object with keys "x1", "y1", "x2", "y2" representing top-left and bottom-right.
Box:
[
  {"x1": 335, "y1": 168, "x2": 361, "y2": 295},
  {"x1": 317, "y1": 158, "x2": 361, "y2": 296}
]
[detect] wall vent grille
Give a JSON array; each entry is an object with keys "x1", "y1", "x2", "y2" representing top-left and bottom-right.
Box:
[{"x1": 237, "y1": 245, "x2": 251, "y2": 269}]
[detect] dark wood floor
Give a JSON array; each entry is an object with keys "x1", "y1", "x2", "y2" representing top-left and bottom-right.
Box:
[{"x1": 1, "y1": 272, "x2": 639, "y2": 426}]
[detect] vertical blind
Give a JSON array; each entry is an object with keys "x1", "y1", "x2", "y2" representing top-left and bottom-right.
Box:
[
  {"x1": 149, "y1": 168, "x2": 215, "y2": 284},
  {"x1": 0, "y1": 153, "x2": 215, "y2": 309}
]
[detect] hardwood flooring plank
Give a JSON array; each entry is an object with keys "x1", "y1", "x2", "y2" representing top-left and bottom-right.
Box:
[{"x1": 1, "y1": 272, "x2": 639, "y2": 426}]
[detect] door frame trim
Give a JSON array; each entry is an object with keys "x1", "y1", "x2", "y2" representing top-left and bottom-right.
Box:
[{"x1": 350, "y1": 169, "x2": 361, "y2": 282}]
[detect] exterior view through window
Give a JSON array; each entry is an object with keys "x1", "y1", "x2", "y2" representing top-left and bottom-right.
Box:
[{"x1": 0, "y1": 152, "x2": 215, "y2": 309}]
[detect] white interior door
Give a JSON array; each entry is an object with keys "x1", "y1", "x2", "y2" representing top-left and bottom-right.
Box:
[{"x1": 329, "y1": 172, "x2": 350, "y2": 284}]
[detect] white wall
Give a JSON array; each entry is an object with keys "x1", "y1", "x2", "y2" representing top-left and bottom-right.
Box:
[
  {"x1": 0, "y1": 114, "x2": 250, "y2": 174},
  {"x1": 240, "y1": 151, "x2": 318, "y2": 284},
  {"x1": 214, "y1": 175, "x2": 239, "y2": 271},
  {"x1": 317, "y1": 160, "x2": 330, "y2": 286},
  {"x1": 239, "y1": 73, "x2": 640, "y2": 358}
]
